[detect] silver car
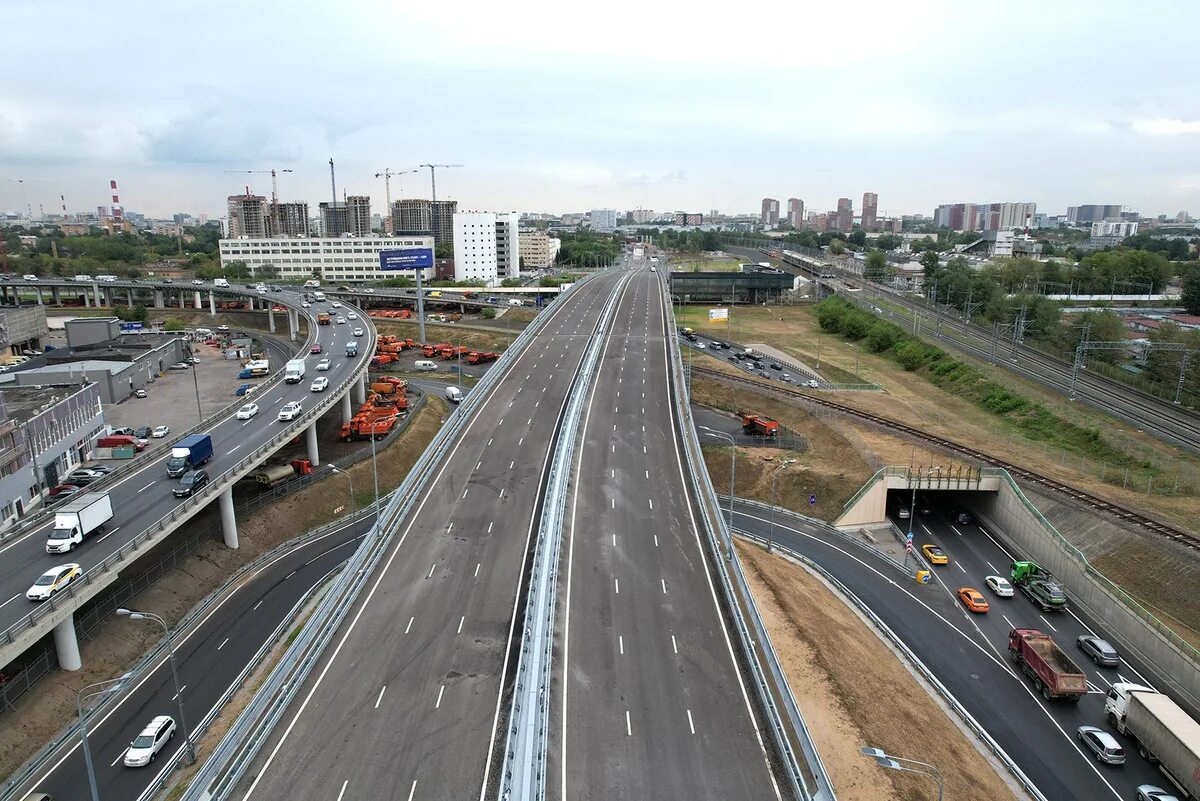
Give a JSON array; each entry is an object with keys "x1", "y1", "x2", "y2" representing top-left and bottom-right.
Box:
[
  {"x1": 1077, "y1": 726, "x2": 1125, "y2": 765},
  {"x1": 1077, "y1": 634, "x2": 1121, "y2": 667}
]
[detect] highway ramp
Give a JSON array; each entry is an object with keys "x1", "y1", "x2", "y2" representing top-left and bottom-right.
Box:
[
  {"x1": 550, "y1": 266, "x2": 783, "y2": 800},
  {"x1": 236, "y1": 273, "x2": 627, "y2": 801}
]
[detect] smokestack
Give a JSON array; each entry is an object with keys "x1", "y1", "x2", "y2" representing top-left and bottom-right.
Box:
[
  {"x1": 110, "y1": 179, "x2": 122, "y2": 220},
  {"x1": 329, "y1": 159, "x2": 337, "y2": 206}
]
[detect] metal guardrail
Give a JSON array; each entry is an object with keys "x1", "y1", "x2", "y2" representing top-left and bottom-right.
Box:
[
  {"x1": 178, "y1": 282, "x2": 578, "y2": 801},
  {"x1": 741, "y1": 531, "x2": 1049, "y2": 801},
  {"x1": 500, "y1": 271, "x2": 628, "y2": 801},
  {"x1": 0, "y1": 496, "x2": 384, "y2": 801},
  {"x1": 0, "y1": 314, "x2": 369, "y2": 652},
  {"x1": 662, "y1": 273, "x2": 835, "y2": 801}
]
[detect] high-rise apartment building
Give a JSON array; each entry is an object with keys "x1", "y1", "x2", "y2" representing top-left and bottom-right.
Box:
[
  {"x1": 861, "y1": 192, "x2": 878, "y2": 231},
  {"x1": 453, "y1": 211, "x2": 520, "y2": 285},
  {"x1": 836, "y1": 198, "x2": 853, "y2": 232},
  {"x1": 630, "y1": 209, "x2": 656, "y2": 223},
  {"x1": 273, "y1": 202, "x2": 310, "y2": 237},
  {"x1": 935, "y1": 202, "x2": 1035, "y2": 232},
  {"x1": 1068, "y1": 205, "x2": 1123, "y2": 224},
  {"x1": 760, "y1": 198, "x2": 780, "y2": 227},
  {"x1": 227, "y1": 192, "x2": 269, "y2": 238},
  {"x1": 318, "y1": 196, "x2": 371, "y2": 238},
  {"x1": 786, "y1": 198, "x2": 804, "y2": 228},
  {"x1": 589, "y1": 209, "x2": 618, "y2": 232},
  {"x1": 519, "y1": 229, "x2": 560, "y2": 270},
  {"x1": 391, "y1": 199, "x2": 458, "y2": 246}
]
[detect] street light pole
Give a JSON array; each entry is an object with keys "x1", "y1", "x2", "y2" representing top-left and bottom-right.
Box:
[
  {"x1": 77, "y1": 674, "x2": 132, "y2": 801},
  {"x1": 418, "y1": 163, "x2": 463, "y2": 344},
  {"x1": 187, "y1": 344, "x2": 202, "y2": 421},
  {"x1": 768, "y1": 458, "x2": 797, "y2": 553},
  {"x1": 699, "y1": 426, "x2": 736, "y2": 560},
  {"x1": 860, "y1": 746, "x2": 943, "y2": 801},
  {"x1": 116, "y1": 609, "x2": 195, "y2": 764},
  {"x1": 330, "y1": 464, "x2": 355, "y2": 515}
]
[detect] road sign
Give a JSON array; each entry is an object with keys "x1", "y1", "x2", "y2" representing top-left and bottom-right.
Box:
[
  {"x1": 708, "y1": 308, "x2": 729, "y2": 321},
  {"x1": 808, "y1": 494, "x2": 817, "y2": 505},
  {"x1": 905, "y1": 540, "x2": 914, "y2": 553},
  {"x1": 379, "y1": 248, "x2": 434, "y2": 271},
  {"x1": 905, "y1": 532, "x2": 913, "y2": 542},
  {"x1": 119, "y1": 322, "x2": 144, "y2": 332}
]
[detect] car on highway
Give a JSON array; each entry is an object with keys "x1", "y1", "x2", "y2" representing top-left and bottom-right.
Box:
[
  {"x1": 1077, "y1": 634, "x2": 1121, "y2": 667},
  {"x1": 277, "y1": 401, "x2": 303, "y2": 421},
  {"x1": 695, "y1": 342, "x2": 706, "y2": 349},
  {"x1": 124, "y1": 715, "x2": 176, "y2": 767},
  {"x1": 331, "y1": 301, "x2": 342, "y2": 308},
  {"x1": 26, "y1": 563, "x2": 82, "y2": 601},
  {"x1": 302, "y1": 301, "x2": 311, "y2": 308},
  {"x1": 151, "y1": 425, "x2": 170, "y2": 438},
  {"x1": 235, "y1": 383, "x2": 255, "y2": 396},
  {"x1": 310, "y1": 377, "x2": 329, "y2": 392},
  {"x1": 985, "y1": 575, "x2": 1014, "y2": 597},
  {"x1": 236, "y1": 403, "x2": 259, "y2": 420},
  {"x1": 806, "y1": 379, "x2": 820, "y2": 388},
  {"x1": 957, "y1": 587, "x2": 989, "y2": 613},
  {"x1": 192, "y1": 279, "x2": 203, "y2": 285},
  {"x1": 921, "y1": 544, "x2": 948, "y2": 565},
  {"x1": 1136, "y1": 786, "x2": 1181, "y2": 801},
  {"x1": 352, "y1": 327, "x2": 364, "y2": 337},
  {"x1": 347, "y1": 312, "x2": 357, "y2": 320},
  {"x1": 134, "y1": 388, "x2": 148, "y2": 398},
  {"x1": 169, "y1": 362, "x2": 190, "y2": 371},
  {"x1": 769, "y1": 363, "x2": 782, "y2": 371},
  {"x1": 1076, "y1": 725, "x2": 1125, "y2": 765},
  {"x1": 310, "y1": 343, "x2": 323, "y2": 354},
  {"x1": 173, "y1": 468, "x2": 209, "y2": 498},
  {"x1": 955, "y1": 511, "x2": 973, "y2": 524},
  {"x1": 336, "y1": 316, "x2": 346, "y2": 325},
  {"x1": 897, "y1": 506, "x2": 910, "y2": 519},
  {"x1": 316, "y1": 358, "x2": 331, "y2": 371}
]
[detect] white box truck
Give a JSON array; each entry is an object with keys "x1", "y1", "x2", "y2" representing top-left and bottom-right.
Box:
[
  {"x1": 284, "y1": 359, "x2": 306, "y2": 383},
  {"x1": 47, "y1": 492, "x2": 114, "y2": 554},
  {"x1": 445, "y1": 386, "x2": 462, "y2": 404},
  {"x1": 213, "y1": 278, "x2": 230, "y2": 288},
  {"x1": 1106, "y1": 682, "x2": 1200, "y2": 798}
]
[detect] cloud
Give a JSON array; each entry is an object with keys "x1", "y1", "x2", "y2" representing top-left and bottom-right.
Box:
[{"x1": 1132, "y1": 118, "x2": 1200, "y2": 136}]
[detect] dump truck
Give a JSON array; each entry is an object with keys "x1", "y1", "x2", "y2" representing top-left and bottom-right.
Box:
[
  {"x1": 741, "y1": 413, "x2": 779, "y2": 437},
  {"x1": 317, "y1": 312, "x2": 332, "y2": 325},
  {"x1": 1105, "y1": 682, "x2": 1200, "y2": 798},
  {"x1": 166, "y1": 433, "x2": 213, "y2": 478},
  {"x1": 1011, "y1": 561, "x2": 1069, "y2": 611},
  {"x1": 467, "y1": 351, "x2": 499, "y2": 365},
  {"x1": 1008, "y1": 628, "x2": 1087, "y2": 702},
  {"x1": 440, "y1": 345, "x2": 470, "y2": 361},
  {"x1": 46, "y1": 492, "x2": 114, "y2": 553},
  {"x1": 423, "y1": 342, "x2": 451, "y2": 357}
]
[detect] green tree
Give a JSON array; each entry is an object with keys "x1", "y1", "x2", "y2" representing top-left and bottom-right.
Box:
[
  {"x1": 1181, "y1": 270, "x2": 1200, "y2": 315},
  {"x1": 480, "y1": 307, "x2": 497, "y2": 319},
  {"x1": 501, "y1": 277, "x2": 523, "y2": 287},
  {"x1": 223, "y1": 261, "x2": 251, "y2": 280},
  {"x1": 894, "y1": 340, "x2": 925, "y2": 371},
  {"x1": 256, "y1": 262, "x2": 280, "y2": 279},
  {"x1": 164, "y1": 318, "x2": 185, "y2": 331},
  {"x1": 847, "y1": 229, "x2": 867, "y2": 247},
  {"x1": 874, "y1": 234, "x2": 903, "y2": 251},
  {"x1": 864, "y1": 249, "x2": 889, "y2": 281},
  {"x1": 919, "y1": 250, "x2": 940, "y2": 279},
  {"x1": 828, "y1": 238, "x2": 845, "y2": 255}
]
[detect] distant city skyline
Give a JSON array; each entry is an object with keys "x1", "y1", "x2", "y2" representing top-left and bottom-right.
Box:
[{"x1": 2, "y1": 1, "x2": 1197, "y2": 220}]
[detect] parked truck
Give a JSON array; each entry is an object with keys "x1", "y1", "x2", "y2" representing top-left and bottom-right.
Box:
[
  {"x1": 741, "y1": 412, "x2": 780, "y2": 437},
  {"x1": 1105, "y1": 682, "x2": 1200, "y2": 798},
  {"x1": 46, "y1": 492, "x2": 114, "y2": 554},
  {"x1": 248, "y1": 459, "x2": 314, "y2": 489},
  {"x1": 166, "y1": 433, "x2": 214, "y2": 478},
  {"x1": 284, "y1": 359, "x2": 306, "y2": 383},
  {"x1": 1008, "y1": 628, "x2": 1087, "y2": 702},
  {"x1": 1011, "y1": 561, "x2": 1069, "y2": 611}
]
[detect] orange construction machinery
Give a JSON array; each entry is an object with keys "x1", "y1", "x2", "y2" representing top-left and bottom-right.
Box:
[
  {"x1": 371, "y1": 336, "x2": 418, "y2": 367},
  {"x1": 467, "y1": 351, "x2": 498, "y2": 365},
  {"x1": 439, "y1": 345, "x2": 470, "y2": 360},
  {"x1": 741, "y1": 412, "x2": 779, "y2": 436},
  {"x1": 370, "y1": 309, "x2": 413, "y2": 319},
  {"x1": 423, "y1": 342, "x2": 451, "y2": 357},
  {"x1": 339, "y1": 378, "x2": 409, "y2": 441}
]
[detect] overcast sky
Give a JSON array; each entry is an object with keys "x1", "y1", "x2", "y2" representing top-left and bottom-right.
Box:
[{"x1": 2, "y1": 0, "x2": 1197, "y2": 220}]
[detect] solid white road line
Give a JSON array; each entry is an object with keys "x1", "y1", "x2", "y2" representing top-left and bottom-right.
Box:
[
  {"x1": 687, "y1": 709, "x2": 696, "y2": 735},
  {"x1": 625, "y1": 710, "x2": 632, "y2": 736},
  {"x1": 619, "y1": 635, "x2": 624, "y2": 655},
  {"x1": 137, "y1": 481, "x2": 156, "y2": 493},
  {"x1": 457, "y1": 616, "x2": 465, "y2": 634},
  {"x1": 426, "y1": 564, "x2": 435, "y2": 579},
  {"x1": 614, "y1": 578, "x2": 620, "y2": 594},
  {"x1": 405, "y1": 616, "x2": 414, "y2": 634},
  {"x1": 435, "y1": 684, "x2": 445, "y2": 709},
  {"x1": 336, "y1": 779, "x2": 349, "y2": 801},
  {"x1": 474, "y1": 563, "x2": 481, "y2": 578},
  {"x1": 407, "y1": 781, "x2": 417, "y2": 801},
  {"x1": 1039, "y1": 615, "x2": 1058, "y2": 632},
  {"x1": 671, "y1": 635, "x2": 678, "y2": 654},
  {"x1": 217, "y1": 637, "x2": 230, "y2": 650}
]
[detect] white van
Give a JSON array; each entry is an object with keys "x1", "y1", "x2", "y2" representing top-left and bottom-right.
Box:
[
  {"x1": 213, "y1": 278, "x2": 230, "y2": 288},
  {"x1": 507, "y1": 298, "x2": 524, "y2": 306},
  {"x1": 414, "y1": 360, "x2": 437, "y2": 372}
]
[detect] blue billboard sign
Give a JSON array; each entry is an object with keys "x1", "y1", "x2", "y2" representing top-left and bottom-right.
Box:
[
  {"x1": 119, "y1": 322, "x2": 144, "y2": 332},
  {"x1": 379, "y1": 248, "x2": 434, "y2": 271}
]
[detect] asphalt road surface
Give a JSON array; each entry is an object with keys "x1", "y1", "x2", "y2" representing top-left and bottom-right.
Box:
[
  {"x1": 236, "y1": 272, "x2": 627, "y2": 801},
  {"x1": 549, "y1": 262, "x2": 782, "y2": 800},
  {"x1": 24, "y1": 514, "x2": 371, "y2": 801},
  {"x1": 732, "y1": 496, "x2": 1171, "y2": 801},
  {"x1": 0, "y1": 286, "x2": 373, "y2": 643}
]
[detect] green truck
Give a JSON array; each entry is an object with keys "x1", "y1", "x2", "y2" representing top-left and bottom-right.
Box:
[{"x1": 1010, "y1": 561, "x2": 1068, "y2": 611}]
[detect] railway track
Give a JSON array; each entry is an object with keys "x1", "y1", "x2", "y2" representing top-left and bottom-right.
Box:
[{"x1": 693, "y1": 365, "x2": 1200, "y2": 552}]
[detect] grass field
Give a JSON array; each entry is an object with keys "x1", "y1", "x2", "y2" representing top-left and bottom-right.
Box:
[{"x1": 670, "y1": 256, "x2": 742, "y2": 272}]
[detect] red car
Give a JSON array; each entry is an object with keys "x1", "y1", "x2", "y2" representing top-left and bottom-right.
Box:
[{"x1": 310, "y1": 344, "x2": 323, "y2": 354}]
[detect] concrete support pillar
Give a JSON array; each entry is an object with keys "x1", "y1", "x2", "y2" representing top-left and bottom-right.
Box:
[
  {"x1": 268, "y1": 306, "x2": 276, "y2": 333},
  {"x1": 83, "y1": 290, "x2": 91, "y2": 308},
  {"x1": 289, "y1": 310, "x2": 298, "y2": 343},
  {"x1": 193, "y1": 290, "x2": 202, "y2": 309},
  {"x1": 53, "y1": 616, "x2": 82, "y2": 671},
  {"x1": 306, "y1": 422, "x2": 320, "y2": 467},
  {"x1": 178, "y1": 291, "x2": 185, "y2": 310},
  {"x1": 355, "y1": 374, "x2": 367, "y2": 405},
  {"x1": 341, "y1": 390, "x2": 353, "y2": 424},
  {"x1": 52, "y1": 286, "x2": 61, "y2": 305},
  {"x1": 95, "y1": 285, "x2": 103, "y2": 307},
  {"x1": 219, "y1": 486, "x2": 238, "y2": 550},
  {"x1": 127, "y1": 289, "x2": 134, "y2": 308},
  {"x1": 208, "y1": 291, "x2": 216, "y2": 317},
  {"x1": 35, "y1": 288, "x2": 43, "y2": 305},
  {"x1": 154, "y1": 289, "x2": 164, "y2": 309}
]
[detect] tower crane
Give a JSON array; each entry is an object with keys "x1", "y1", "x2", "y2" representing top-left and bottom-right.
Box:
[
  {"x1": 223, "y1": 168, "x2": 293, "y2": 233},
  {"x1": 374, "y1": 168, "x2": 419, "y2": 231}
]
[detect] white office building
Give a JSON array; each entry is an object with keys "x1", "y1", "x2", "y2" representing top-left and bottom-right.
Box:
[
  {"x1": 453, "y1": 212, "x2": 520, "y2": 285},
  {"x1": 218, "y1": 235, "x2": 435, "y2": 283},
  {"x1": 589, "y1": 209, "x2": 618, "y2": 232}
]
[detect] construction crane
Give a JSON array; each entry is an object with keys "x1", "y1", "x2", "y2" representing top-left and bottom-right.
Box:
[
  {"x1": 223, "y1": 168, "x2": 293, "y2": 233},
  {"x1": 376, "y1": 167, "x2": 420, "y2": 231}
]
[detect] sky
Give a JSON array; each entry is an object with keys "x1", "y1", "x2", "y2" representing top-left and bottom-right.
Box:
[{"x1": 2, "y1": 0, "x2": 1198, "y2": 221}]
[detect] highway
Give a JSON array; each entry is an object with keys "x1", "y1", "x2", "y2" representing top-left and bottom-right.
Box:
[
  {"x1": 731, "y1": 497, "x2": 1172, "y2": 800},
  {"x1": 22, "y1": 515, "x2": 371, "y2": 801},
  {"x1": 0, "y1": 281, "x2": 375, "y2": 665},
  {"x1": 550, "y1": 262, "x2": 783, "y2": 800},
  {"x1": 235, "y1": 271, "x2": 627, "y2": 801}
]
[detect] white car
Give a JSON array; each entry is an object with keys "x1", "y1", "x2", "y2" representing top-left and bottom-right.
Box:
[
  {"x1": 985, "y1": 575, "x2": 1015, "y2": 597},
  {"x1": 168, "y1": 362, "x2": 189, "y2": 371},
  {"x1": 217, "y1": 325, "x2": 229, "y2": 332},
  {"x1": 897, "y1": 507, "x2": 910, "y2": 519},
  {"x1": 152, "y1": 425, "x2": 170, "y2": 438},
  {"x1": 347, "y1": 312, "x2": 357, "y2": 320},
  {"x1": 316, "y1": 358, "x2": 332, "y2": 371},
  {"x1": 310, "y1": 377, "x2": 329, "y2": 392},
  {"x1": 301, "y1": 302, "x2": 311, "y2": 308},
  {"x1": 336, "y1": 316, "x2": 346, "y2": 325},
  {"x1": 124, "y1": 715, "x2": 175, "y2": 767},
  {"x1": 191, "y1": 279, "x2": 203, "y2": 285},
  {"x1": 331, "y1": 301, "x2": 342, "y2": 308},
  {"x1": 277, "y1": 401, "x2": 303, "y2": 421},
  {"x1": 695, "y1": 342, "x2": 706, "y2": 349},
  {"x1": 22, "y1": 274, "x2": 37, "y2": 281},
  {"x1": 236, "y1": 403, "x2": 259, "y2": 420},
  {"x1": 26, "y1": 563, "x2": 82, "y2": 601},
  {"x1": 807, "y1": 379, "x2": 820, "y2": 388},
  {"x1": 352, "y1": 328, "x2": 364, "y2": 337}
]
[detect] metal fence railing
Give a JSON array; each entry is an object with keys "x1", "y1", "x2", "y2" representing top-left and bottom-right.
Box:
[
  {"x1": 500, "y1": 271, "x2": 628, "y2": 801},
  {"x1": 178, "y1": 282, "x2": 579, "y2": 801}
]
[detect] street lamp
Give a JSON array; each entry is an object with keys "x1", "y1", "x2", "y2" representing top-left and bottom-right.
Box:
[
  {"x1": 115, "y1": 608, "x2": 195, "y2": 765},
  {"x1": 698, "y1": 426, "x2": 736, "y2": 560},
  {"x1": 768, "y1": 458, "x2": 797, "y2": 553},
  {"x1": 186, "y1": 343, "x2": 202, "y2": 421},
  {"x1": 330, "y1": 464, "x2": 356, "y2": 515},
  {"x1": 908, "y1": 466, "x2": 942, "y2": 543},
  {"x1": 860, "y1": 746, "x2": 943, "y2": 801},
  {"x1": 77, "y1": 673, "x2": 133, "y2": 801}
]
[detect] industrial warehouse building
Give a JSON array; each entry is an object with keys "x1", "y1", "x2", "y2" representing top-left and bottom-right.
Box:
[{"x1": 668, "y1": 269, "x2": 795, "y2": 303}]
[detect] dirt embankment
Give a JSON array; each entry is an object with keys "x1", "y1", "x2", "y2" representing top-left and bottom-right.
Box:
[
  {"x1": 0, "y1": 398, "x2": 447, "y2": 780},
  {"x1": 737, "y1": 541, "x2": 1022, "y2": 801}
]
